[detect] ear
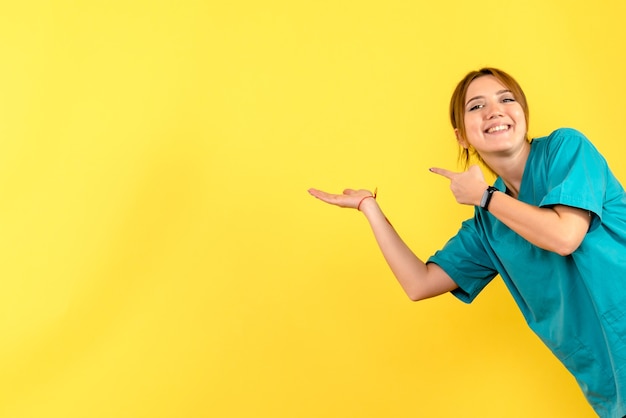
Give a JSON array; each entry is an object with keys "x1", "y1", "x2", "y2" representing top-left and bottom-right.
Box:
[{"x1": 454, "y1": 128, "x2": 469, "y2": 149}]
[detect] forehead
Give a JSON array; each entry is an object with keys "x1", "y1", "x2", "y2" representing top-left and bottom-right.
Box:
[{"x1": 466, "y1": 75, "x2": 508, "y2": 99}]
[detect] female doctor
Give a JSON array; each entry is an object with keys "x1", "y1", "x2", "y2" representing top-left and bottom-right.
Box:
[{"x1": 308, "y1": 68, "x2": 626, "y2": 418}]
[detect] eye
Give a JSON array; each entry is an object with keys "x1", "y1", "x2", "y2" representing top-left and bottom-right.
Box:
[
  {"x1": 468, "y1": 103, "x2": 483, "y2": 112},
  {"x1": 502, "y1": 96, "x2": 516, "y2": 103}
]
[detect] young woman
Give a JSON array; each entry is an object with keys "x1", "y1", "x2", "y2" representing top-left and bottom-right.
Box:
[{"x1": 308, "y1": 68, "x2": 626, "y2": 418}]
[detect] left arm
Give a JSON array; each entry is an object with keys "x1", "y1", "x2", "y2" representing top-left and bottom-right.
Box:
[
  {"x1": 484, "y1": 192, "x2": 590, "y2": 256},
  {"x1": 430, "y1": 165, "x2": 591, "y2": 256}
]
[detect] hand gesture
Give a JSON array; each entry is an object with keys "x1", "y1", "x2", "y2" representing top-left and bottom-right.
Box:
[
  {"x1": 308, "y1": 188, "x2": 375, "y2": 210},
  {"x1": 429, "y1": 165, "x2": 488, "y2": 206}
]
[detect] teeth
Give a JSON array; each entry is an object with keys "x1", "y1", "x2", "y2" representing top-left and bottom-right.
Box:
[{"x1": 487, "y1": 125, "x2": 508, "y2": 133}]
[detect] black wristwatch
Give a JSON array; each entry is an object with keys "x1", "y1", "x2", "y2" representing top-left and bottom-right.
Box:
[{"x1": 479, "y1": 186, "x2": 499, "y2": 211}]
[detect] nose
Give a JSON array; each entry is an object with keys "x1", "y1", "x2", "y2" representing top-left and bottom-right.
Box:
[{"x1": 487, "y1": 102, "x2": 504, "y2": 119}]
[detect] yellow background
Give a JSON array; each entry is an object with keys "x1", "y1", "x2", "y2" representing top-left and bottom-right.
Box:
[{"x1": 1, "y1": 1, "x2": 624, "y2": 417}]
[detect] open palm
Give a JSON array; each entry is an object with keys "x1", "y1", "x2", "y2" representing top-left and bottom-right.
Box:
[{"x1": 308, "y1": 188, "x2": 374, "y2": 209}]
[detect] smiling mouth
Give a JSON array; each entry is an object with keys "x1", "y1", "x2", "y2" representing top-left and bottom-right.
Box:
[{"x1": 486, "y1": 125, "x2": 510, "y2": 134}]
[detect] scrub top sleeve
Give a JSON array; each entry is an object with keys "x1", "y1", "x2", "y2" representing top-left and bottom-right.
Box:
[
  {"x1": 539, "y1": 128, "x2": 606, "y2": 218},
  {"x1": 427, "y1": 218, "x2": 498, "y2": 304}
]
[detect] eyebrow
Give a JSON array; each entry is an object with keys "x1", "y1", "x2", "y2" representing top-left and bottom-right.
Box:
[{"x1": 465, "y1": 89, "x2": 512, "y2": 106}]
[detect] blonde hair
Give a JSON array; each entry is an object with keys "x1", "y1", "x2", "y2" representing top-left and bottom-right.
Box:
[{"x1": 449, "y1": 68, "x2": 530, "y2": 169}]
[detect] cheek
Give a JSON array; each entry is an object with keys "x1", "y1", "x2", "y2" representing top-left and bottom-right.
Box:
[
  {"x1": 515, "y1": 110, "x2": 527, "y2": 130},
  {"x1": 463, "y1": 115, "x2": 481, "y2": 132}
]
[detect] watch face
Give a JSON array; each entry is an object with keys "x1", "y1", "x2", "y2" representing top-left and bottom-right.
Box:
[
  {"x1": 480, "y1": 187, "x2": 497, "y2": 210},
  {"x1": 480, "y1": 188, "x2": 490, "y2": 208}
]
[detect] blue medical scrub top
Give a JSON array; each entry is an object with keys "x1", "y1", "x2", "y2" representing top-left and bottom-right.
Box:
[{"x1": 428, "y1": 128, "x2": 626, "y2": 417}]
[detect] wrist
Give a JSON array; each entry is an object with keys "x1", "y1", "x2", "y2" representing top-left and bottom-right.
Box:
[
  {"x1": 357, "y1": 195, "x2": 376, "y2": 211},
  {"x1": 479, "y1": 186, "x2": 499, "y2": 211},
  {"x1": 357, "y1": 188, "x2": 378, "y2": 211}
]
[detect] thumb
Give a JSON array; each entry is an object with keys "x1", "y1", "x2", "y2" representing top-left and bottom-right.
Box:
[{"x1": 468, "y1": 165, "x2": 485, "y2": 179}]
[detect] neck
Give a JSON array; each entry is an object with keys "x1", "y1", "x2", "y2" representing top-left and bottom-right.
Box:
[{"x1": 482, "y1": 143, "x2": 531, "y2": 199}]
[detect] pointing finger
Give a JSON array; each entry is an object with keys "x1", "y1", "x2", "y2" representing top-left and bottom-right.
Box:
[{"x1": 429, "y1": 167, "x2": 458, "y2": 179}]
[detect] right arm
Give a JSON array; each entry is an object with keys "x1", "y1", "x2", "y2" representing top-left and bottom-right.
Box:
[{"x1": 308, "y1": 188, "x2": 458, "y2": 301}]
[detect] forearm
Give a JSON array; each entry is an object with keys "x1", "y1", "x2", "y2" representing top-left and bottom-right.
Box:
[
  {"x1": 487, "y1": 192, "x2": 589, "y2": 255},
  {"x1": 358, "y1": 198, "x2": 454, "y2": 300}
]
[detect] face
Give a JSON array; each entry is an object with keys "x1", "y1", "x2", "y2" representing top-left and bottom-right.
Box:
[{"x1": 457, "y1": 75, "x2": 527, "y2": 158}]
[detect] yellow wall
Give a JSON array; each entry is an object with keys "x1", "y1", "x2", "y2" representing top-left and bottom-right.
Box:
[{"x1": 1, "y1": 1, "x2": 624, "y2": 417}]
